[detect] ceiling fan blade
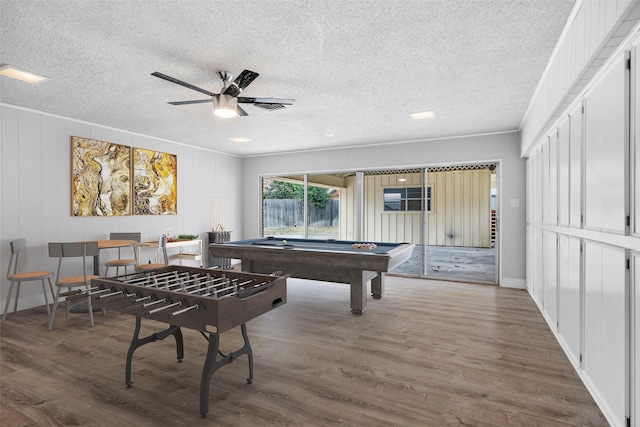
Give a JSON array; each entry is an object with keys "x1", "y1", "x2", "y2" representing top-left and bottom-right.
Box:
[
  {"x1": 151, "y1": 72, "x2": 216, "y2": 97},
  {"x1": 223, "y1": 69, "x2": 259, "y2": 97},
  {"x1": 237, "y1": 97, "x2": 295, "y2": 105},
  {"x1": 237, "y1": 105, "x2": 249, "y2": 116},
  {"x1": 167, "y1": 99, "x2": 213, "y2": 105},
  {"x1": 253, "y1": 103, "x2": 286, "y2": 111}
]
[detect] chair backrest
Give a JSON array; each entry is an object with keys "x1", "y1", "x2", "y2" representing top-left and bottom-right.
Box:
[
  {"x1": 109, "y1": 232, "x2": 141, "y2": 262},
  {"x1": 109, "y1": 232, "x2": 141, "y2": 242},
  {"x1": 6, "y1": 238, "x2": 27, "y2": 279},
  {"x1": 48, "y1": 241, "x2": 99, "y2": 280},
  {"x1": 49, "y1": 241, "x2": 99, "y2": 258}
]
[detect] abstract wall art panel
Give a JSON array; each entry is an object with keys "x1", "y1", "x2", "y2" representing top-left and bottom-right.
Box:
[
  {"x1": 133, "y1": 148, "x2": 177, "y2": 215},
  {"x1": 71, "y1": 136, "x2": 131, "y2": 216}
]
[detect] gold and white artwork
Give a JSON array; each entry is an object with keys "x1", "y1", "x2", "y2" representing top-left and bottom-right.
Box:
[
  {"x1": 71, "y1": 136, "x2": 131, "y2": 216},
  {"x1": 133, "y1": 148, "x2": 177, "y2": 215}
]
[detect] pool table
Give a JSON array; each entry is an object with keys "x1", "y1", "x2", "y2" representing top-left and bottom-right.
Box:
[{"x1": 209, "y1": 237, "x2": 414, "y2": 314}]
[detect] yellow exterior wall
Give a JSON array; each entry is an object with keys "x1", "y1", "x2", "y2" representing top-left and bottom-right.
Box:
[
  {"x1": 428, "y1": 170, "x2": 491, "y2": 247},
  {"x1": 362, "y1": 170, "x2": 491, "y2": 247}
]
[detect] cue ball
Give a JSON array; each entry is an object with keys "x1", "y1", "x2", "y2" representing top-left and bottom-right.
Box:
[{"x1": 282, "y1": 240, "x2": 287, "y2": 245}]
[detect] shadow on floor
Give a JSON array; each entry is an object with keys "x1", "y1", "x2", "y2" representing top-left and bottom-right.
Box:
[{"x1": 390, "y1": 245, "x2": 496, "y2": 284}]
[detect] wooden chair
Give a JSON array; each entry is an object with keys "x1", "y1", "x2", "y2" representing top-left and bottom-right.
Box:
[
  {"x1": 104, "y1": 232, "x2": 141, "y2": 276},
  {"x1": 3, "y1": 238, "x2": 55, "y2": 321},
  {"x1": 48, "y1": 241, "x2": 100, "y2": 330},
  {"x1": 136, "y1": 235, "x2": 168, "y2": 272}
]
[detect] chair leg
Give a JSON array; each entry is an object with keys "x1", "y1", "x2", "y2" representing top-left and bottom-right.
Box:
[
  {"x1": 41, "y1": 279, "x2": 51, "y2": 316},
  {"x1": 65, "y1": 287, "x2": 71, "y2": 319},
  {"x1": 2, "y1": 281, "x2": 17, "y2": 321},
  {"x1": 13, "y1": 283, "x2": 22, "y2": 314},
  {"x1": 87, "y1": 290, "x2": 95, "y2": 327},
  {"x1": 49, "y1": 286, "x2": 62, "y2": 330}
]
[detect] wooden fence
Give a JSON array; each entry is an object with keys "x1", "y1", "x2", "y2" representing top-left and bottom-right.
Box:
[{"x1": 263, "y1": 199, "x2": 339, "y2": 228}]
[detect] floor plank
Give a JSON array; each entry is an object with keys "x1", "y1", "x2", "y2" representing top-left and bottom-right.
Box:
[{"x1": 1, "y1": 277, "x2": 607, "y2": 426}]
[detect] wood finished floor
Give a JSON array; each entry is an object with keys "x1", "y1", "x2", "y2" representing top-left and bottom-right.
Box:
[{"x1": 1, "y1": 276, "x2": 607, "y2": 426}]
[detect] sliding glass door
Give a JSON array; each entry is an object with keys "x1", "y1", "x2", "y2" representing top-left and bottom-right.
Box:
[
  {"x1": 261, "y1": 165, "x2": 498, "y2": 284},
  {"x1": 261, "y1": 174, "x2": 345, "y2": 239}
]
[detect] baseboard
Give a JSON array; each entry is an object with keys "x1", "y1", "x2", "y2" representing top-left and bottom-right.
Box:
[{"x1": 500, "y1": 277, "x2": 526, "y2": 289}]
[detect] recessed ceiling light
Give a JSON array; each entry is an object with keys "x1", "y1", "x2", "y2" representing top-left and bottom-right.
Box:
[
  {"x1": 228, "y1": 136, "x2": 251, "y2": 143},
  {"x1": 408, "y1": 110, "x2": 436, "y2": 120},
  {"x1": 0, "y1": 64, "x2": 49, "y2": 83},
  {"x1": 398, "y1": 178, "x2": 407, "y2": 182}
]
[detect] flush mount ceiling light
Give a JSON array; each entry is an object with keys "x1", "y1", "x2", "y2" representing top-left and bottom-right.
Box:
[
  {"x1": 228, "y1": 136, "x2": 251, "y2": 143},
  {"x1": 408, "y1": 110, "x2": 436, "y2": 120},
  {"x1": 213, "y1": 94, "x2": 238, "y2": 118},
  {"x1": 0, "y1": 64, "x2": 49, "y2": 83}
]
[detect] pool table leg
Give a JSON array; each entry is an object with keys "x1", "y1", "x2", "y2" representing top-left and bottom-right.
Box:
[
  {"x1": 371, "y1": 272, "x2": 385, "y2": 299},
  {"x1": 350, "y1": 271, "x2": 367, "y2": 315}
]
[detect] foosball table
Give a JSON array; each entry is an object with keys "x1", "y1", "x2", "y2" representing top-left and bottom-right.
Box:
[{"x1": 78, "y1": 265, "x2": 287, "y2": 418}]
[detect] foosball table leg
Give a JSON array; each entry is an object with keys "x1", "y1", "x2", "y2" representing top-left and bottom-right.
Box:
[
  {"x1": 173, "y1": 327, "x2": 185, "y2": 362},
  {"x1": 199, "y1": 323, "x2": 254, "y2": 418},
  {"x1": 125, "y1": 316, "x2": 184, "y2": 388},
  {"x1": 240, "y1": 323, "x2": 254, "y2": 385}
]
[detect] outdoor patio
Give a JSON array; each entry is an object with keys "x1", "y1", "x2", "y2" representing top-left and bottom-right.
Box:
[{"x1": 390, "y1": 245, "x2": 496, "y2": 284}]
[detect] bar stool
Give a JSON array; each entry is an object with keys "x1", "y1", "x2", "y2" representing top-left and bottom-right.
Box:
[
  {"x1": 48, "y1": 241, "x2": 100, "y2": 330},
  {"x1": 104, "y1": 232, "x2": 141, "y2": 276},
  {"x1": 3, "y1": 238, "x2": 55, "y2": 321}
]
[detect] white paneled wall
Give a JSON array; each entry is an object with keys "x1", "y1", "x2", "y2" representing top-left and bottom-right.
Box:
[
  {"x1": 0, "y1": 105, "x2": 243, "y2": 313},
  {"x1": 568, "y1": 103, "x2": 583, "y2": 228},
  {"x1": 634, "y1": 252, "x2": 639, "y2": 425},
  {"x1": 542, "y1": 230, "x2": 558, "y2": 327},
  {"x1": 584, "y1": 54, "x2": 629, "y2": 234},
  {"x1": 583, "y1": 241, "x2": 628, "y2": 425},
  {"x1": 557, "y1": 234, "x2": 581, "y2": 366},
  {"x1": 521, "y1": 0, "x2": 639, "y2": 155},
  {"x1": 525, "y1": 27, "x2": 640, "y2": 427},
  {"x1": 557, "y1": 117, "x2": 570, "y2": 227},
  {"x1": 527, "y1": 226, "x2": 544, "y2": 305}
]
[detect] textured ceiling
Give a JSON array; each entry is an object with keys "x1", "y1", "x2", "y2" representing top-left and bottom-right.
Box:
[{"x1": 0, "y1": 0, "x2": 575, "y2": 156}]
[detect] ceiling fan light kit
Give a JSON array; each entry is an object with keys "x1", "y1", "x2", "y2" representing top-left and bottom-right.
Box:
[
  {"x1": 152, "y1": 69, "x2": 294, "y2": 119},
  {"x1": 213, "y1": 94, "x2": 238, "y2": 118}
]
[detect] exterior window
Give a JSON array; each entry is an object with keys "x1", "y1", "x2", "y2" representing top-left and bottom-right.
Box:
[
  {"x1": 425, "y1": 186, "x2": 432, "y2": 212},
  {"x1": 384, "y1": 186, "x2": 432, "y2": 212}
]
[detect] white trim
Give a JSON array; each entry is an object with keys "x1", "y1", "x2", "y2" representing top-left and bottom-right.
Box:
[
  {"x1": 522, "y1": 15, "x2": 640, "y2": 158},
  {"x1": 520, "y1": 0, "x2": 585, "y2": 130},
  {"x1": 500, "y1": 278, "x2": 526, "y2": 289},
  {"x1": 0, "y1": 102, "x2": 239, "y2": 157}
]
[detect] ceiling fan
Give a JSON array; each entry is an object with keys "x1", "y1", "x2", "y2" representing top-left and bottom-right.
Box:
[{"x1": 151, "y1": 69, "x2": 294, "y2": 118}]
